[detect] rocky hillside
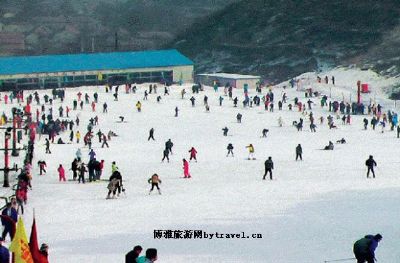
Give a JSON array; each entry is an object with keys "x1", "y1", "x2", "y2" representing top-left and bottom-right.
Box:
[
  {"x1": 0, "y1": 0, "x2": 237, "y2": 55},
  {"x1": 2, "y1": 0, "x2": 400, "y2": 85},
  {"x1": 173, "y1": 0, "x2": 400, "y2": 82}
]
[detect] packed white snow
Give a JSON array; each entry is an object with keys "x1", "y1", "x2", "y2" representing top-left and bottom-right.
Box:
[{"x1": 0, "y1": 67, "x2": 399, "y2": 262}]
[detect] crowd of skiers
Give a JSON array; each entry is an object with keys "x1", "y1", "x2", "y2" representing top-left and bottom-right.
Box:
[
  {"x1": 1, "y1": 78, "x2": 396, "y2": 190},
  {"x1": 1, "y1": 76, "x2": 395, "y2": 261}
]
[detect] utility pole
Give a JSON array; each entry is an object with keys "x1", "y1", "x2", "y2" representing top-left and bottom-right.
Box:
[
  {"x1": 11, "y1": 108, "x2": 25, "y2": 156},
  {"x1": 0, "y1": 127, "x2": 23, "y2": 187},
  {"x1": 115, "y1": 31, "x2": 119, "y2": 51},
  {"x1": 11, "y1": 113, "x2": 18, "y2": 156},
  {"x1": 0, "y1": 128, "x2": 12, "y2": 187},
  {"x1": 80, "y1": 37, "x2": 84, "y2": 53},
  {"x1": 3, "y1": 130, "x2": 10, "y2": 187},
  {"x1": 91, "y1": 36, "x2": 95, "y2": 53}
]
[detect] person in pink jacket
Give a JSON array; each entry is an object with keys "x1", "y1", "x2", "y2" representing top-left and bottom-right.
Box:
[
  {"x1": 183, "y1": 159, "x2": 191, "y2": 178},
  {"x1": 57, "y1": 164, "x2": 66, "y2": 182}
]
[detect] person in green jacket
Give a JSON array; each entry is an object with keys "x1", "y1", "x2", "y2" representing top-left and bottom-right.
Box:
[
  {"x1": 136, "y1": 248, "x2": 157, "y2": 263},
  {"x1": 111, "y1": 161, "x2": 119, "y2": 173}
]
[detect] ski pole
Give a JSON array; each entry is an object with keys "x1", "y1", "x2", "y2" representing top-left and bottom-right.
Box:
[{"x1": 324, "y1": 257, "x2": 355, "y2": 263}]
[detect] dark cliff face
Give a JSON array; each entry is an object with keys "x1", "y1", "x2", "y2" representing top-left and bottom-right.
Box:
[{"x1": 172, "y1": 0, "x2": 400, "y2": 82}]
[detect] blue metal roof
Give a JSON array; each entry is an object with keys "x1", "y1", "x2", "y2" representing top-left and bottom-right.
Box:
[{"x1": 0, "y1": 49, "x2": 193, "y2": 75}]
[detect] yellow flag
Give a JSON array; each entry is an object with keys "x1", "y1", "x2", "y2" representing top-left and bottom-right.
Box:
[
  {"x1": 97, "y1": 73, "x2": 103, "y2": 81},
  {"x1": 9, "y1": 217, "x2": 34, "y2": 263}
]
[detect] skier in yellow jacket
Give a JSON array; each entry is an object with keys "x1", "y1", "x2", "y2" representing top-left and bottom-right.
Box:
[
  {"x1": 246, "y1": 144, "x2": 255, "y2": 160},
  {"x1": 136, "y1": 101, "x2": 142, "y2": 112},
  {"x1": 75, "y1": 131, "x2": 81, "y2": 143}
]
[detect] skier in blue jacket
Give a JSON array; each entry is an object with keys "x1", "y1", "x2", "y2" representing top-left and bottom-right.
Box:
[
  {"x1": 1, "y1": 203, "x2": 18, "y2": 240},
  {"x1": 0, "y1": 237, "x2": 9, "y2": 263},
  {"x1": 353, "y1": 234, "x2": 382, "y2": 263}
]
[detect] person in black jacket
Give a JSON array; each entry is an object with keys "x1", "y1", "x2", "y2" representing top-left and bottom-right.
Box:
[
  {"x1": 222, "y1": 127, "x2": 229, "y2": 136},
  {"x1": 88, "y1": 159, "x2": 96, "y2": 182},
  {"x1": 37, "y1": 160, "x2": 47, "y2": 175},
  {"x1": 126, "y1": 245, "x2": 142, "y2": 263},
  {"x1": 190, "y1": 96, "x2": 195, "y2": 107},
  {"x1": 226, "y1": 143, "x2": 234, "y2": 157},
  {"x1": 397, "y1": 125, "x2": 400, "y2": 138},
  {"x1": 324, "y1": 141, "x2": 334, "y2": 150},
  {"x1": 295, "y1": 144, "x2": 302, "y2": 161},
  {"x1": 45, "y1": 138, "x2": 51, "y2": 154},
  {"x1": 161, "y1": 149, "x2": 170, "y2": 163},
  {"x1": 236, "y1": 113, "x2": 242, "y2": 123},
  {"x1": 263, "y1": 157, "x2": 274, "y2": 180},
  {"x1": 363, "y1": 118, "x2": 368, "y2": 130},
  {"x1": 71, "y1": 159, "x2": 78, "y2": 180},
  {"x1": 107, "y1": 170, "x2": 123, "y2": 198},
  {"x1": 78, "y1": 162, "x2": 86, "y2": 184},
  {"x1": 148, "y1": 128, "x2": 155, "y2": 141},
  {"x1": 365, "y1": 155, "x2": 377, "y2": 178},
  {"x1": 165, "y1": 139, "x2": 173, "y2": 154},
  {"x1": 262, "y1": 129, "x2": 269, "y2": 138}
]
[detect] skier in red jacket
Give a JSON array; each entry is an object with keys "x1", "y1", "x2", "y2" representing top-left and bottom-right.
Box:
[
  {"x1": 57, "y1": 165, "x2": 66, "y2": 182},
  {"x1": 188, "y1": 147, "x2": 197, "y2": 162}
]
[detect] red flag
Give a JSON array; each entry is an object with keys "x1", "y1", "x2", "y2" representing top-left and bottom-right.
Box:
[{"x1": 29, "y1": 218, "x2": 48, "y2": 263}]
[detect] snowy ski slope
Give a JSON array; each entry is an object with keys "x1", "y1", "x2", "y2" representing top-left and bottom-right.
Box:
[{"x1": 0, "y1": 67, "x2": 399, "y2": 262}]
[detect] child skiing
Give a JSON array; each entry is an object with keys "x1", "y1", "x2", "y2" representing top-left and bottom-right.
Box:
[
  {"x1": 148, "y1": 174, "x2": 162, "y2": 195},
  {"x1": 188, "y1": 147, "x2": 197, "y2": 162},
  {"x1": 37, "y1": 160, "x2": 47, "y2": 175},
  {"x1": 57, "y1": 164, "x2": 66, "y2": 182}
]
